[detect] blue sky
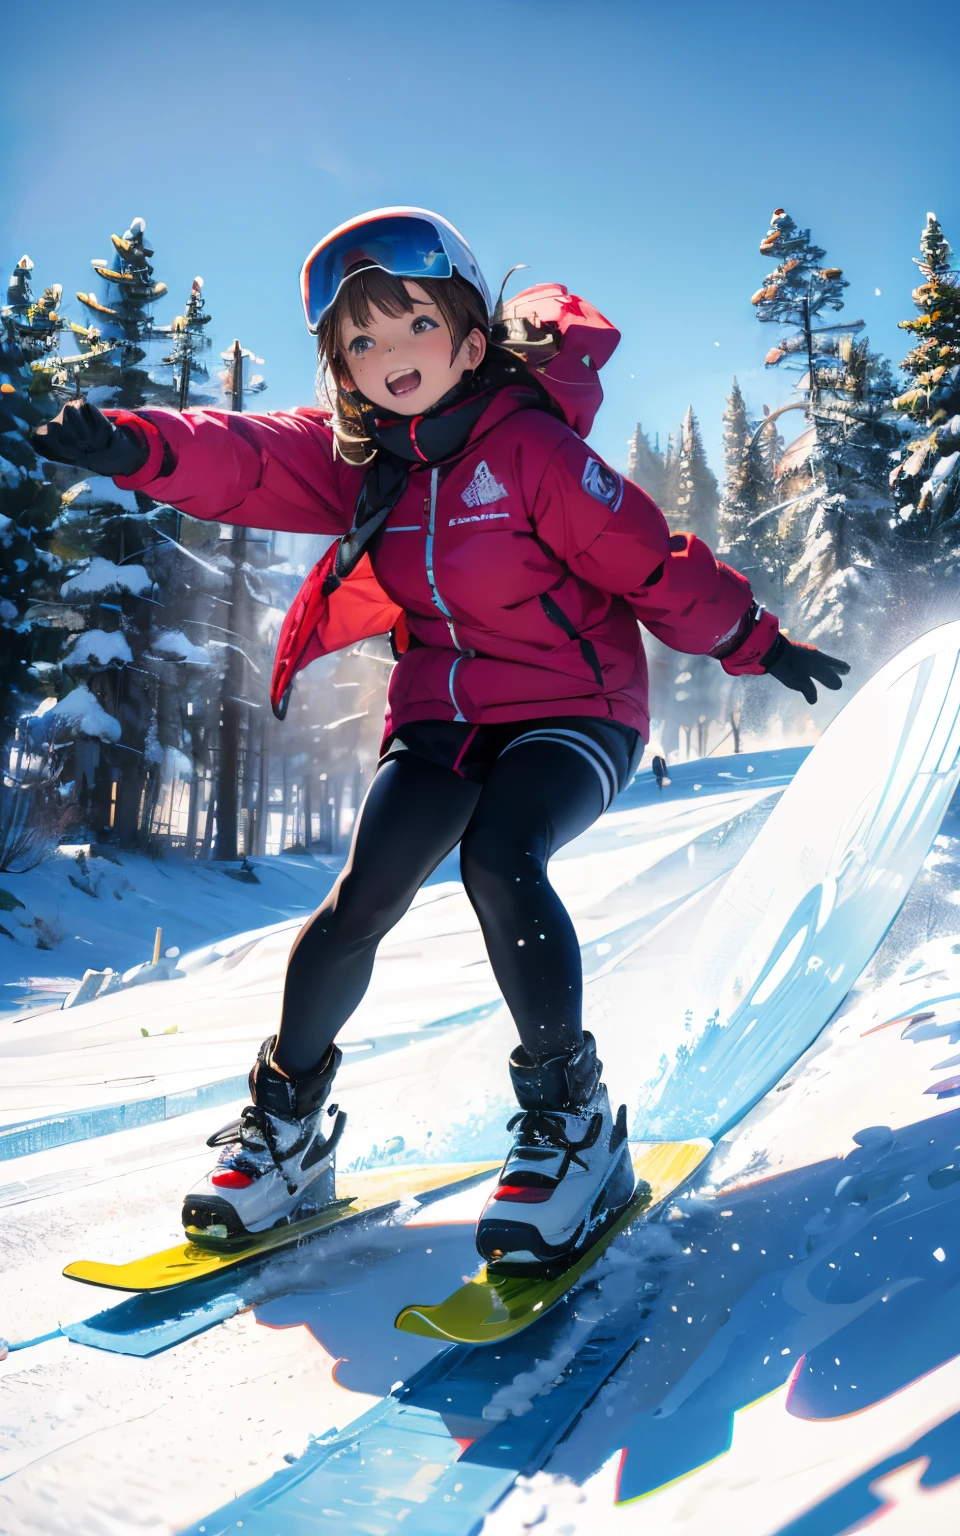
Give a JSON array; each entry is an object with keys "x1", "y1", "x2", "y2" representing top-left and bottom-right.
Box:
[{"x1": 4, "y1": 0, "x2": 957, "y2": 478}]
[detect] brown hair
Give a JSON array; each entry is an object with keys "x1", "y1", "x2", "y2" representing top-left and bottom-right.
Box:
[{"x1": 318, "y1": 267, "x2": 489, "y2": 463}]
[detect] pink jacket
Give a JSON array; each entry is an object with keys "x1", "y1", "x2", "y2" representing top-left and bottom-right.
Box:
[{"x1": 111, "y1": 388, "x2": 778, "y2": 742}]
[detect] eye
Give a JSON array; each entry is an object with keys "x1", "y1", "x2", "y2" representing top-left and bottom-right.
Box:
[
  {"x1": 411, "y1": 315, "x2": 439, "y2": 335},
  {"x1": 347, "y1": 334, "x2": 373, "y2": 357}
]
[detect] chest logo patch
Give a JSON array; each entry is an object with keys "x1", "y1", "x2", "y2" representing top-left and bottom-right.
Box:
[
  {"x1": 582, "y1": 457, "x2": 624, "y2": 512},
  {"x1": 461, "y1": 460, "x2": 508, "y2": 508}
]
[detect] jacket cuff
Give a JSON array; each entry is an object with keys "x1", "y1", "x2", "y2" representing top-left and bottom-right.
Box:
[
  {"x1": 717, "y1": 605, "x2": 781, "y2": 676},
  {"x1": 107, "y1": 411, "x2": 169, "y2": 489}
]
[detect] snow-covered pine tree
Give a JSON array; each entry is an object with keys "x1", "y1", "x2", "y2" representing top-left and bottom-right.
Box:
[
  {"x1": 646, "y1": 407, "x2": 724, "y2": 758},
  {"x1": 890, "y1": 213, "x2": 960, "y2": 556},
  {"x1": 155, "y1": 277, "x2": 213, "y2": 413},
  {"x1": 661, "y1": 430, "x2": 681, "y2": 525},
  {"x1": 718, "y1": 377, "x2": 750, "y2": 554},
  {"x1": 674, "y1": 406, "x2": 718, "y2": 545},
  {"x1": 626, "y1": 423, "x2": 666, "y2": 505},
  {"x1": 135, "y1": 275, "x2": 226, "y2": 851},
  {"x1": 35, "y1": 218, "x2": 184, "y2": 843},
  {"x1": 0, "y1": 257, "x2": 65, "y2": 746},
  {"x1": 751, "y1": 208, "x2": 896, "y2": 661}
]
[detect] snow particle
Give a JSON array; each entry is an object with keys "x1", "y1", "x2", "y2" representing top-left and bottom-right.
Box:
[
  {"x1": 875, "y1": 288, "x2": 881, "y2": 296},
  {"x1": 731, "y1": 1243, "x2": 740, "y2": 1251},
  {"x1": 763, "y1": 1356, "x2": 770, "y2": 1365},
  {"x1": 781, "y1": 1348, "x2": 791, "y2": 1356},
  {"x1": 934, "y1": 1247, "x2": 946, "y2": 1262},
  {"x1": 517, "y1": 939, "x2": 525, "y2": 946}
]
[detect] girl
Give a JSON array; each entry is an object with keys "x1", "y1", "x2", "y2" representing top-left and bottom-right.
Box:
[{"x1": 36, "y1": 208, "x2": 848, "y2": 1275}]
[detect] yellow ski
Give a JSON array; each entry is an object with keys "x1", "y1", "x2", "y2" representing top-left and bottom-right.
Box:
[
  {"x1": 395, "y1": 1140, "x2": 711, "y2": 1345},
  {"x1": 63, "y1": 1161, "x2": 499, "y2": 1293}
]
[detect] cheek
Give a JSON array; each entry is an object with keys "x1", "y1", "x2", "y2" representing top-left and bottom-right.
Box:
[{"x1": 420, "y1": 329, "x2": 456, "y2": 372}]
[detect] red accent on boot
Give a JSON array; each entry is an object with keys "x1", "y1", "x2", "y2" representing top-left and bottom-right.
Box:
[
  {"x1": 492, "y1": 1184, "x2": 552, "y2": 1203},
  {"x1": 212, "y1": 1169, "x2": 254, "y2": 1188}
]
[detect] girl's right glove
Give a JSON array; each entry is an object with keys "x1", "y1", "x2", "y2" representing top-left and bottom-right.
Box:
[
  {"x1": 761, "y1": 633, "x2": 850, "y2": 705},
  {"x1": 31, "y1": 401, "x2": 148, "y2": 477}
]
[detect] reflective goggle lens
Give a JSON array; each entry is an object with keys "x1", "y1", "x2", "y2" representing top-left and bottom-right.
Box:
[{"x1": 303, "y1": 216, "x2": 455, "y2": 332}]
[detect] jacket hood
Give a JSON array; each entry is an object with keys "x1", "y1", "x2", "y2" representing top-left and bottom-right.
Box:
[{"x1": 496, "y1": 283, "x2": 621, "y2": 438}]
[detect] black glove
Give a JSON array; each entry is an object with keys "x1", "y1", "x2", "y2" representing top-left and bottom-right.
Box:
[
  {"x1": 31, "y1": 400, "x2": 149, "y2": 477},
  {"x1": 762, "y1": 633, "x2": 850, "y2": 705}
]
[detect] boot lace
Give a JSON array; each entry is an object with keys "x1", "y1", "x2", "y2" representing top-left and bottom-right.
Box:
[
  {"x1": 505, "y1": 1108, "x2": 603, "y2": 1181},
  {"x1": 206, "y1": 1105, "x2": 301, "y2": 1196},
  {"x1": 206, "y1": 1102, "x2": 347, "y2": 1199}
]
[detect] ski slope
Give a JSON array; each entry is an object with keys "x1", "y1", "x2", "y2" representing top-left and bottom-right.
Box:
[{"x1": 4, "y1": 629, "x2": 960, "y2": 1534}]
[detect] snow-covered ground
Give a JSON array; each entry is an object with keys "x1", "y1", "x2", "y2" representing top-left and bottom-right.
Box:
[{"x1": 3, "y1": 660, "x2": 960, "y2": 1536}]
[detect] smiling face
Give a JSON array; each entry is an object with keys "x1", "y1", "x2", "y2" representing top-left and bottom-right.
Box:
[{"x1": 336, "y1": 278, "x2": 487, "y2": 416}]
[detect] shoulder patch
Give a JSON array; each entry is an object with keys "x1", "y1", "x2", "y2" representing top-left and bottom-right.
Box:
[
  {"x1": 581, "y1": 458, "x2": 624, "y2": 512},
  {"x1": 462, "y1": 460, "x2": 508, "y2": 509}
]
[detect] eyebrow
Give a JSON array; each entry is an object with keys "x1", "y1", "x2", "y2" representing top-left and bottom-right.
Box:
[{"x1": 343, "y1": 297, "x2": 437, "y2": 335}]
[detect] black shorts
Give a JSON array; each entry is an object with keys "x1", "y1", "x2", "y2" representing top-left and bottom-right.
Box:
[{"x1": 381, "y1": 716, "x2": 642, "y2": 811}]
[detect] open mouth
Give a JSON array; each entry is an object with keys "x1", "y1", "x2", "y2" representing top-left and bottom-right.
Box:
[{"x1": 386, "y1": 368, "x2": 421, "y2": 398}]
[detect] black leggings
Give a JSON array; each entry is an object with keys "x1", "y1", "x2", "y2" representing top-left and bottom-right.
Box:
[{"x1": 272, "y1": 739, "x2": 612, "y2": 1077}]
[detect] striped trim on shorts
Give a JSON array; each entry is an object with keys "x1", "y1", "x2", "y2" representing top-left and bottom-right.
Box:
[{"x1": 498, "y1": 724, "x2": 625, "y2": 811}]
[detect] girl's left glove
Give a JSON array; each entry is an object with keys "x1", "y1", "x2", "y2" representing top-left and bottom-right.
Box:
[
  {"x1": 31, "y1": 400, "x2": 148, "y2": 477},
  {"x1": 761, "y1": 634, "x2": 850, "y2": 705}
]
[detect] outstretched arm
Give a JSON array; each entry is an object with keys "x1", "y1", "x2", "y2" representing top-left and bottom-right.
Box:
[
  {"x1": 532, "y1": 436, "x2": 779, "y2": 672},
  {"x1": 33, "y1": 399, "x2": 359, "y2": 537},
  {"x1": 531, "y1": 435, "x2": 849, "y2": 700}
]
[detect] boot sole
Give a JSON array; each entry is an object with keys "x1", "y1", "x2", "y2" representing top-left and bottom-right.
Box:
[{"x1": 182, "y1": 1177, "x2": 342, "y2": 1248}]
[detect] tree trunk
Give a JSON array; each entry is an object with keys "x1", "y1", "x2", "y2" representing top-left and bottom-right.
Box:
[
  {"x1": 729, "y1": 702, "x2": 742, "y2": 754},
  {"x1": 214, "y1": 528, "x2": 247, "y2": 860},
  {"x1": 114, "y1": 756, "x2": 146, "y2": 846},
  {"x1": 279, "y1": 757, "x2": 290, "y2": 852},
  {"x1": 185, "y1": 770, "x2": 200, "y2": 857},
  {"x1": 303, "y1": 775, "x2": 312, "y2": 851},
  {"x1": 255, "y1": 726, "x2": 269, "y2": 855},
  {"x1": 201, "y1": 785, "x2": 216, "y2": 859}
]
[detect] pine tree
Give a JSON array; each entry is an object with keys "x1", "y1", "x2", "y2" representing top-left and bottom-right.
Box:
[
  {"x1": 750, "y1": 208, "x2": 896, "y2": 657},
  {"x1": 627, "y1": 422, "x2": 666, "y2": 504},
  {"x1": 36, "y1": 218, "x2": 193, "y2": 844},
  {"x1": 155, "y1": 277, "x2": 214, "y2": 411},
  {"x1": 0, "y1": 257, "x2": 65, "y2": 745},
  {"x1": 890, "y1": 213, "x2": 960, "y2": 544},
  {"x1": 661, "y1": 430, "x2": 681, "y2": 522},
  {"x1": 648, "y1": 408, "x2": 723, "y2": 756},
  {"x1": 718, "y1": 377, "x2": 750, "y2": 553},
  {"x1": 752, "y1": 209, "x2": 849, "y2": 390},
  {"x1": 787, "y1": 490, "x2": 888, "y2": 654},
  {"x1": 674, "y1": 406, "x2": 718, "y2": 545}
]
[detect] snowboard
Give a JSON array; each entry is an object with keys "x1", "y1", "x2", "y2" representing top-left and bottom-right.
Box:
[
  {"x1": 63, "y1": 1160, "x2": 499, "y2": 1293},
  {"x1": 394, "y1": 1138, "x2": 711, "y2": 1345}
]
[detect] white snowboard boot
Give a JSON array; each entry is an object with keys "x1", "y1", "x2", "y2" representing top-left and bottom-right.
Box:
[
  {"x1": 475, "y1": 1033, "x2": 634, "y2": 1277},
  {"x1": 182, "y1": 1036, "x2": 346, "y2": 1242}
]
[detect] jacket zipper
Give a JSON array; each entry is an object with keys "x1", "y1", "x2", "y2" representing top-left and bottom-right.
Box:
[{"x1": 424, "y1": 465, "x2": 468, "y2": 720}]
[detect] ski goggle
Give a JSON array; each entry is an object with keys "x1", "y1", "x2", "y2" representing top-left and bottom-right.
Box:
[{"x1": 300, "y1": 207, "x2": 492, "y2": 334}]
